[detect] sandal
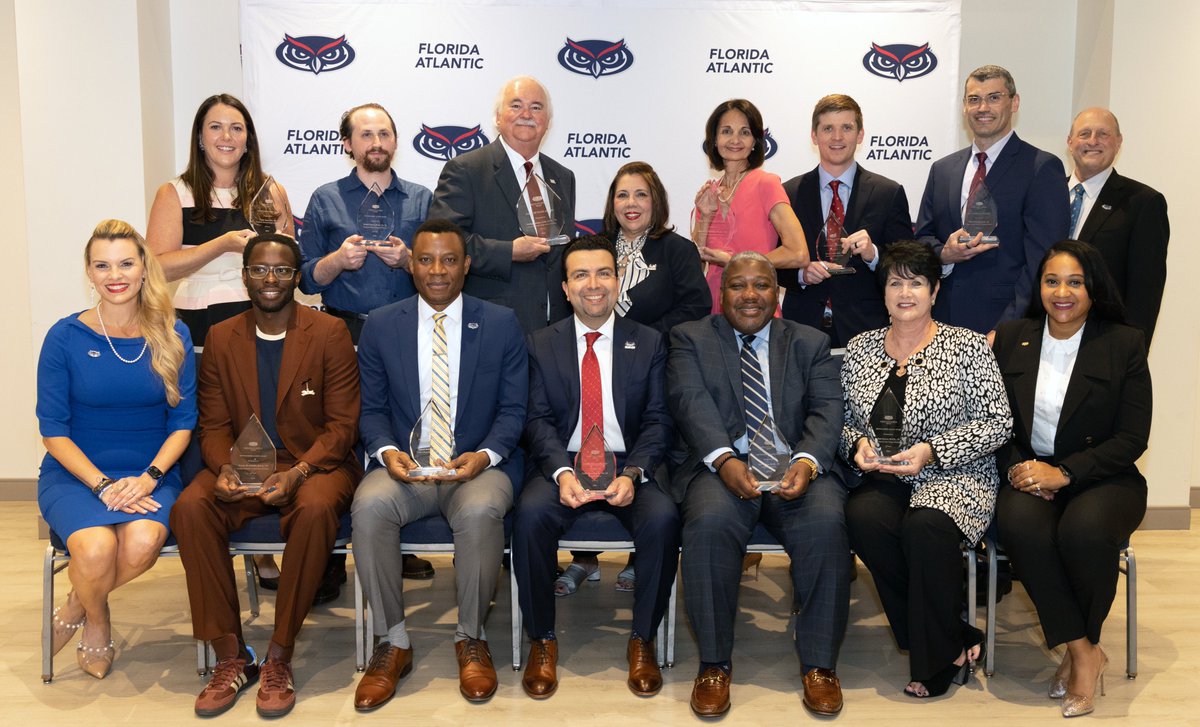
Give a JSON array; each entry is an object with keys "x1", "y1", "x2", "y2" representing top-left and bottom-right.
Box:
[
  {"x1": 554, "y1": 562, "x2": 600, "y2": 597},
  {"x1": 615, "y1": 565, "x2": 636, "y2": 592},
  {"x1": 904, "y1": 659, "x2": 968, "y2": 699},
  {"x1": 77, "y1": 639, "x2": 115, "y2": 679},
  {"x1": 51, "y1": 593, "x2": 86, "y2": 656}
]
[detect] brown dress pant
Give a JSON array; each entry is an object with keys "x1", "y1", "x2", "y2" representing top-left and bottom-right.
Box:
[{"x1": 171, "y1": 461, "x2": 355, "y2": 650}]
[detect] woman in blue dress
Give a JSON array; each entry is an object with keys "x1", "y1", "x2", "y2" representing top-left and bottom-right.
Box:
[{"x1": 38, "y1": 219, "x2": 197, "y2": 678}]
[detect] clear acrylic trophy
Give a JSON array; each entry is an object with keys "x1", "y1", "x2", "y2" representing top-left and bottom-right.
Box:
[
  {"x1": 357, "y1": 182, "x2": 396, "y2": 246},
  {"x1": 516, "y1": 171, "x2": 571, "y2": 246},
  {"x1": 958, "y1": 181, "x2": 1000, "y2": 245},
  {"x1": 408, "y1": 400, "x2": 458, "y2": 478},
  {"x1": 867, "y1": 386, "x2": 909, "y2": 465},
  {"x1": 249, "y1": 175, "x2": 288, "y2": 235},
  {"x1": 231, "y1": 413, "x2": 276, "y2": 494},
  {"x1": 815, "y1": 214, "x2": 856, "y2": 275},
  {"x1": 750, "y1": 421, "x2": 789, "y2": 493},
  {"x1": 575, "y1": 425, "x2": 617, "y2": 502}
]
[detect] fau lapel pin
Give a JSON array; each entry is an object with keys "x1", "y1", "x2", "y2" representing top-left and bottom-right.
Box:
[
  {"x1": 467, "y1": 321, "x2": 479, "y2": 330},
  {"x1": 1101, "y1": 204, "x2": 1112, "y2": 210},
  {"x1": 301, "y1": 379, "x2": 316, "y2": 396},
  {"x1": 624, "y1": 340, "x2": 636, "y2": 350}
]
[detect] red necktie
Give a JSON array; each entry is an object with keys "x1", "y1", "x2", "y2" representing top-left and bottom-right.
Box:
[
  {"x1": 969, "y1": 152, "x2": 988, "y2": 197},
  {"x1": 580, "y1": 331, "x2": 604, "y2": 478},
  {"x1": 523, "y1": 161, "x2": 551, "y2": 237},
  {"x1": 826, "y1": 180, "x2": 845, "y2": 259}
]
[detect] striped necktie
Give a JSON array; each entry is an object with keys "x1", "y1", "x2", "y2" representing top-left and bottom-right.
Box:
[
  {"x1": 740, "y1": 333, "x2": 777, "y2": 479},
  {"x1": 430, "y1": 312, "x2": 453, "y2": 464}
]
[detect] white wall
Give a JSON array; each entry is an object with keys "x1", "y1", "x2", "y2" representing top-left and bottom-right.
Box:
[{"x1": 3, "y1": 0, "x2": 1195, "y2": 521}]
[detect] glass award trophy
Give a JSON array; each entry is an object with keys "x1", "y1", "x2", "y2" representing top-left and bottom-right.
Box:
[
  {"x1": 815, "y1": 214, "x2": 856, "y2": 275},
  {"x1": 958, "y1": 181, "x2": 1000, "y2": 245},
  {"x1": 231, "y1": 413, "x2": 276, "y2": 494},
  {"x1": 750, "y1": 422, "x2": 789, "y2": 493},
  {"x1": 516, "y1": 171, "x2": 571, "y2": 246},
  {"x1": 357, "y1": 182, "x2": 395, "y2": 246},
  {"x1": 249, "y1": 176, "x2": 285, "y2": 235},
  {"x1": 408, "y1": 400, "x2": 457, "y2": 478},
  {"x1": 867, "y1": 386, "x2": 910, "y2": 465},
  {"x1": 575, "y1": 425, "x2": 617, "y2": 502}
]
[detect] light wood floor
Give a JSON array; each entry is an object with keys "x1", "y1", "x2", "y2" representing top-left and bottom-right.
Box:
[{"x1": 6, "y1": 501, "x2": 1198, "y2": 725}]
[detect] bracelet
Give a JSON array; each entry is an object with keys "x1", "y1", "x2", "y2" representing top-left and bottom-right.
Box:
[
  {"x1": 1058, "y1": 464, "x2": 1075, "y2": 486},
  {"x1": 715, "y1": 453, "x2": 736, "y2": 473},
  {"x1": 95, "y1": 482, "x2": 115, "y2": 500},
  {"x1": 795, "y1": 457, "x2": 818, "y2": 480},
  {"x1": 91, "y1": 476, "x2": 116, "y2": 495},
  {"x1": 292, "y1": 462, "x2": 312, "y2": 481}
]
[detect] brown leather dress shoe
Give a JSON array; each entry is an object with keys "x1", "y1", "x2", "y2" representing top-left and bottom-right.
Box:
[
  {"x1": 626, "y1": 636, "x2": 662, "y2": 696},
  {"x1": 455, "y1": 638, "x2": 498, "y2": 702},
  {"x1": 354, "y1": 642, "x2": 414, "y2": 711},
  {"x1": 690, "y1": 666, "x2": 731, "y2": 717},
  {"x1": 802, "y1": 667, "x2": 844, "y2": 715},
  {"x1": 522, "y1": 639, "x2": 559, "y2": 699}
]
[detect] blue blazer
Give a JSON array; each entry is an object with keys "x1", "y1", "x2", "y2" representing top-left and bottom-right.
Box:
[
  {"x1": 357, "y1": 293, "x2": 528, "y2": 484},
  {"x1": 915, "y1": 133, "x2": 1070, "y2": 333},
  {"x1": 524, "y1": 315, "x2": 672, "y2": 482}
]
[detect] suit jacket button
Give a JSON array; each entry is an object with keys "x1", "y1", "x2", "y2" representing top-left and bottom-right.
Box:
[{"x1": 1085, "y1": 436, "x2": 1094, "y2": 444}]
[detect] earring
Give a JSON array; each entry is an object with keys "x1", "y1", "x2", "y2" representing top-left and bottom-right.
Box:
[
  {"x1": 199, "y1": 142, "x2": 206, "y2": 151},
  {"x1": 89, "y1": 286, "x2": 95, "y2": 306}
]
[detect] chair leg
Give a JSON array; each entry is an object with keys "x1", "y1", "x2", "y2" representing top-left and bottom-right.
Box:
[
  {"x1": 985, "y1": 544, "x2": 998, "y2": 677},
  {"x1": 196, "y1": 640, "x2": 209, "y2": 676},
  {"x1": 42, "y1": 545, "x2": 57, "y2": 683},
  {"x1": 666, "y1": 571, "x2": 678, "y2": 668},
  {"x1": 243, "y1": 554, "x2": 260, "y2": 618},
  {"x1": 511, "y1": 560, "x2": 522, "y2": 671},
  {"x1": 354, "y1": 566, "x2": 366, "y2": 671},
  {"x1": 1123, "y1": 547, "x2": 1137, "y2": 679}
]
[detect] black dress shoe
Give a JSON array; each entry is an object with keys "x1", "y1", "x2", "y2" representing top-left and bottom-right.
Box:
[
  {"x1": 402, "y1": 554, "x2": 435, "y2": 580},
  {"x1": 312, "y1": 553, "x2": 346, "y2": 605}
]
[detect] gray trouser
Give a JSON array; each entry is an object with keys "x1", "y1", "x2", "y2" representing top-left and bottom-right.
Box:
[{"x1": 352, "y1": 466, "x2": 512, "y2": 641}]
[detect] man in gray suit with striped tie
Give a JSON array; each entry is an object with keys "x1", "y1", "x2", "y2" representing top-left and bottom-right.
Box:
[{"x1": 667, "y1": 251, "x2": 849, "y2": 718}]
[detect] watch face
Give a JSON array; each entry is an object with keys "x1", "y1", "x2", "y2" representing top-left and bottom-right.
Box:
[{"x1": 146, "y1": 466, "x2": 165, "y2": 481}]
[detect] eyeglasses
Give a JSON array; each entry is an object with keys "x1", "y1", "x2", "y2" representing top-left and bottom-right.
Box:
[
  {"x1": 244, "y1": 265, "x2": 297, "y2": 280},
  {"x1": 965, "y1": 92, "x2": 1011, "y2": 108}
]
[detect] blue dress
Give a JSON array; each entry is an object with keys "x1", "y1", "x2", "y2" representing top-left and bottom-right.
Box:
[{"x1": 36, "y1": 314, "x2": 198, "y2": 539}]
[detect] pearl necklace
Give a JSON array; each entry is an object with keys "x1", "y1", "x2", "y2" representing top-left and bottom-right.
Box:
[{"x1": 96, "y1": 302, "x2": 148, "y2": 364}]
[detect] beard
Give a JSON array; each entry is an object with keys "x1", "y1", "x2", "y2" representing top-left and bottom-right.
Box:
[{"x1": 359, "y1": 147, "x2": 394, "y2": 173}]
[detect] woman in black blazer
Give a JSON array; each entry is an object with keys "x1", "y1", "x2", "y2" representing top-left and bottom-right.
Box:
[{"x1": 992, "y1": 240, "x2": 1151, "y2": 718}]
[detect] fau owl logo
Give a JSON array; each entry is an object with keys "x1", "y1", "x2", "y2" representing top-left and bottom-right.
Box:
[
  {"x1": 557, "y1": 38, "x2": 634, "y2": 79},
  {"x1": 575, "y1": 219, "x2": 605, "y2": 237},
  {"x1": 412, "y1": 124, "x2": 490, "y2": 161},
  {"x1": 862, "y1": 42, "x2": 938, "y2": 82},
  {"x1": 275, "y1": 34, "x2": 356, "y2": 75}
]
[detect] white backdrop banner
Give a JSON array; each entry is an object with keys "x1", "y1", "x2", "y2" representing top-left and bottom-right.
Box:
[{"x1": 241, "y1": 0, "x2": 961, "y2": 237}]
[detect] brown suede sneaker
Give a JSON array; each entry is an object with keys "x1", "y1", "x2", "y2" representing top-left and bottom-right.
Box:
[
  {"x1": 195, "y1": 645, "x2": 259, "y2": 717},
  {"x1": 256, "y1": 658, "x2": 296, "y2": 718}
]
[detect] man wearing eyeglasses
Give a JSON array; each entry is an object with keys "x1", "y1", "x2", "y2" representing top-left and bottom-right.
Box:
[
  {"x1": 915, "y1": 64, "x2": 1070, "y2": 334},
  {"x1": 172, "y1": 233, "x2": 362, "y2": 718},
  {"x1": 428, "y1": 75, "x2": 575, "y2": 334}
]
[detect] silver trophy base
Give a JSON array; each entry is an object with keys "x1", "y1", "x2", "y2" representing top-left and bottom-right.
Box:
[
  {"x1": 408, "y1": 467, "x2": 457, "y2": 478},
  {"x1": 957, "y1": 235, "x2": 999, "y2": 245}
]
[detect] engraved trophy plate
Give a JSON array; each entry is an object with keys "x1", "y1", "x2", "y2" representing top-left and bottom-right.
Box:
[
  {"x1": 408, "y1": 400, "x2": 457, "y2": 478},
  {"x1": 575, "y1": 425, "x2": 617, "y2": 502},
  {"x1": 357, "y1": 182, "x2": 396, "y2": 246},
  {"x1": 958, "y1": 181, "x2": 1000, "y2": 245},
  {"x1": 815, "y1": 214, "x2": 856, "y2": 275},
  {"x1": 231, "y1": 413, "x2": 276, "y2": 494},
  {"x1": 516, "y1": 171, "x2": 570, "y2": 246},
  {"x1": 867, "y1": 385, "x2": 910, "y2": 465}
]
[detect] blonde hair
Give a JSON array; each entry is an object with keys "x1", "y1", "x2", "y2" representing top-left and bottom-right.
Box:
[{"x1": 85, "y1": 219, "x2": 187, "y2": 406}]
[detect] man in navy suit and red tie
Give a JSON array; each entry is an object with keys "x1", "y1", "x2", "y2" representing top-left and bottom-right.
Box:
[
  {"x1": 513, "y1": 235, "x2": 679, "y2": 699},
  {"x1": 781, "y1": 94, "x2": 912, "y2": 346},
  {"x1": 1066, "y1": 107, "x2": 1169, "y2": 343},
  {"x1": 916, "y1": 65, "x2": 1070, "y2": 333}
]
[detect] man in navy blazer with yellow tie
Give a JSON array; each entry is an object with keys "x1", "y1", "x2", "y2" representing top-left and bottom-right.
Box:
[
  {"x1": 916, "y1": 65, "x2": 1070, "y2": 333},
  {"x1": 513, "y1": 235, "x2": 679, "y2": 700},
  {"x1": 352, "y1": 219, "x2": 528, "y2": 709}
]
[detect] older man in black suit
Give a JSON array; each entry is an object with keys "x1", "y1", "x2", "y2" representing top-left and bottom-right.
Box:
[
  {"x1": 1066, "y1": 107, "x2": 1169, "y2": 343},
  {"x1": 428, "y1": 75, "x2": 575, "y2": 334},
  {"x1": 668, "y1": 252, "x2": 848, "y2": 718}
]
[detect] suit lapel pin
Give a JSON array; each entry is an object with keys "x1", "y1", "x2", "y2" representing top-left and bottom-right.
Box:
[
  {"x1": 301, "y1": 379, "x2": 316, "y2": 396},
  {"x1": 467, "y1": 321, "x2": 479, "y2": 330},
  {"x1": 1020, "y1": 341, "x2": 1030, "y2": 347},
  {"x1": 1101, "y1": 204, "x2": 1112, "y2": 210},
  {"x1": 87, "y1": 350, "x2": 101, "y2": 358},
  {"x1": 624, "y1": 340, "x2": 637, "y2": 350}
]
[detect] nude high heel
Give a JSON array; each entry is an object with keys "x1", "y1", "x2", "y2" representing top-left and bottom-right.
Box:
[
  {"x1": 1061, "y1": 649, "x2": 1107, "y2": 718},
  {"x1": 1049, "y1": 650, "x2": 1071, "y2": 699}
]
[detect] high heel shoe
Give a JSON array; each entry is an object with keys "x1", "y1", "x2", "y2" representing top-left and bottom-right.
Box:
[
  {"x1": 1049, "y1": 650, "x2": 1072, "y2": 699},
  {"x1": 903, "y1": 659, "x2": 969, "y2": 699},
  {"x1": 50, "y1": 594, "x2": 86, "y2": 656},
  {"x1": 77, "y1": 640, "x2": 115, "y2": 679},
  {"x1": 1062, "y1": 648, "x2": 1108, "y2": 718}
]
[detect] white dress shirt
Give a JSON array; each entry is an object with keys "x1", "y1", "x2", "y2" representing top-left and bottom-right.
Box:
[
  {"x1": 552, "y1": 314, "x2": 629, "y2": 483},
  {"x1": 1030, "y1": 323, "x2": 1085, "y2": 457}
]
